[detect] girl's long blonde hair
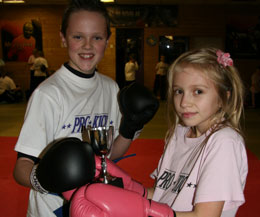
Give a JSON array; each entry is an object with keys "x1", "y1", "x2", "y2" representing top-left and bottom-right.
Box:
[{"x1": 165, "y1": 47, "x2": 245, "y2": 143}]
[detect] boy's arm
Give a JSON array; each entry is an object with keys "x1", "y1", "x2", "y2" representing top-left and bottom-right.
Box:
[
  {"x1": 109, "y1": 135, "x2": 131, "y2": 160},
  {"x1": 13, "y1": 157, "x2": 34, "y2": 188},
  {"x1": 110, "y1": 83, "x2": 159, "y2": 160}
]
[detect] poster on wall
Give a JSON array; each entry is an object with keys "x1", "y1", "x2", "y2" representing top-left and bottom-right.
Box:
[
  {"x1": 226, "y1": 16, "x2": 260, "y2": 58},
  {"x1": 107, "y1": 5, "x2": 178, "y2": 27},
  {"x1": 0, "y1": 19, "x2": 42, "y2": 62}
]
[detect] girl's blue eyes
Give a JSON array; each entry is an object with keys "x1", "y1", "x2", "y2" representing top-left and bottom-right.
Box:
[
  {"x1": 174, "y1": 89, "x2": 183, "y2": 95},
  {"x1": 195, "y1": 89, "x2": 203, "y2": 94}
]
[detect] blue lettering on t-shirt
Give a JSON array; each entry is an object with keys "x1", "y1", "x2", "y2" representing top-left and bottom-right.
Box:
[
  {"x1": 92, "y1": 115, "x2": 108, "y2": 128},
  {"x1": 71, "y1": 114, "x2": 109, "y2": 133}
]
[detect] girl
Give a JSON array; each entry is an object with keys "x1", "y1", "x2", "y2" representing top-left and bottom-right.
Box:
[
  {"x1": 13, "y1": 0, "x2": 158, "y2": 216},
  {"x1": 69, "y1": 48, "x2": 248, "y2": 217},
  {"x1": 149, "y1": 47, "x2": 248, "y2": 216}
]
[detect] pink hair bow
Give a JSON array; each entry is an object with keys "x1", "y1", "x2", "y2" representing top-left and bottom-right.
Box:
[{"x1": 216, "y1": 50, "x2": 233, "y2": 67}]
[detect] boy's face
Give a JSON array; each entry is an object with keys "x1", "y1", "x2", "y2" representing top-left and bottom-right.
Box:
[{"x1": 60, "y1": 10, "x2": 108, "y2": 74}]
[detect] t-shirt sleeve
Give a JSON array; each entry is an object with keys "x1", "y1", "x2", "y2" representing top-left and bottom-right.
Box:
[
  {"x1": 150, "y1": 156, "x2": 162, "y2": 180},
  {"x1": 15, "y1": 88, "x2": 60, "y2": 157},
  {"x1": 113, "y1": 82, "x2": 121, "y2": 138},
  {"x1": 194, "y1": 130, "x2": 248, "y2": 211}
]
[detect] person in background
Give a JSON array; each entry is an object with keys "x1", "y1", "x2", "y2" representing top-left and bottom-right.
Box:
[
  {"x1": 12, "y1": 1, "x2": 158, "y2": 217},
  {"x1": 0, "y1": 59, "x2": 22, "y2": 103},
  {"x1": 28, "y1": 48, "x2": 38, "y2": 72},
  {"x1": 68, "y1": 48, "x2": 248, "y2": 217},
  {"x1": 153, "y1": 55, "x2": 169, "y2": 100},
  {"x1": 27, "y1": 48, "x2": 38, "y2": 99},
  {"x1": 30, "y1": 50, "x2": 49, "y2": 93},
  {"x1": 7, "y1": 22, "x2": 35, "y2": 62},
  {"x1": 250, "y1": 66, "x2": 260, "y2": 108},
  {"x1": 124, "y1": 53, "x2": 139, "y2": 86}
]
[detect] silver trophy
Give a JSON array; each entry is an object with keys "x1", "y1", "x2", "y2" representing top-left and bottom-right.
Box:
[{"x1": 83, "y1": 125, "x2": 114, "y2": 184}]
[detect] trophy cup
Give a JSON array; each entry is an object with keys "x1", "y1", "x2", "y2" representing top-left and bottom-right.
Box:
[{"x1": 83, "y1": 125, "x2": 114, "y2": 184}]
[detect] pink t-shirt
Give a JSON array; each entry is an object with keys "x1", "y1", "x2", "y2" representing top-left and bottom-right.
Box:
[{"x1": 151, "y1": 125, "x2": 248, "y2": 217}]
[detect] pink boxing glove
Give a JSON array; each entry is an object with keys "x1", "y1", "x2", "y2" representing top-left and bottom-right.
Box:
[
  {"x1": 63, "y1": 156, "x2": 146, "y2": 201},
  {"x1": 95, "y1": 155, "x2": 147, "y2": 197},
  {"x1": 69, "y1": 183, "x2": 175, "y2": 217}
]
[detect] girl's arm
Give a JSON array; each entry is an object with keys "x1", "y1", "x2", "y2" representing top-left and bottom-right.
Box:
[
  {"x1": 147, "y1": 190, "x2": 224, "y2": 217},
  {"x1": 147, "y1": 179, "x2": 156, "y2": 199},
  {"x1": 147, "y1": 181, "x2": 224, "y2": 217},
  {"x1": 176, "y1": 201, "x2": 224, "y2": 217},
  {"x1": 147, "y1": 187, "x2": 155, "y2": 199}
]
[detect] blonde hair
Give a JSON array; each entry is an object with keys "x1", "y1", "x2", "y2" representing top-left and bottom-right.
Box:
[{"x1": 165, "y1": 47, "x2": 244, "y2": 143}]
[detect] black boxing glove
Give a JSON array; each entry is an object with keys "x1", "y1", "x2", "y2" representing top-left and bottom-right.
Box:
[
  {"x1": 30, "y1": 138, "x2": 95, "y2": 194},
  {"x1": 118, "y1": 82, "x2": 159, "y2": 139}
]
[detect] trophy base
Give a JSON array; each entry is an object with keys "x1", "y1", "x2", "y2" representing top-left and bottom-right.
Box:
[
  {"x1": 108, "y1": 177, "x2": 124, "y2": 188},
  {"x1": 94, "y1": 175, "x2": 124, "y2": 188}
]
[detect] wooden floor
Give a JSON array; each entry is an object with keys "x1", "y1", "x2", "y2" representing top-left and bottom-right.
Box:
[{"x1": 0, "y1": 100, "x2": 259, "y2": 158}]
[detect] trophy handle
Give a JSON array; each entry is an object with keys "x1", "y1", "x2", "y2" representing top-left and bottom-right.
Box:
[{"x1": 81, "y1": 125, "x2": 91, "y2": 143}]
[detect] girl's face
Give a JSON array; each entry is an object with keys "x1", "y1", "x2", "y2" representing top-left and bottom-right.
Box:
[
  {"x1": 173, "y1": 66, "x2": 221, "y2": 137},
  {"x1": 60, "y1": 10, "x2": 108, "y2": 74}
]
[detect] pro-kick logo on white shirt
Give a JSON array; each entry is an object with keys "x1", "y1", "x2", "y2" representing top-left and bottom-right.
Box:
[{"x1": 62, "y1": 113, "x2": 112, "y2": 133}]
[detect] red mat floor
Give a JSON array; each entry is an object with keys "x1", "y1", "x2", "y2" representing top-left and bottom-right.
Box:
[{"x1": 0, "y1": 137, "x2": 259, "y2": 217}]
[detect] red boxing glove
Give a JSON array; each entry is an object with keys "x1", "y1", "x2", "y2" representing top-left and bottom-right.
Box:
[
  {"x1": 95, "y1": 156, "x2": 147, "y2": 197},
  {"x1": 69, "y1": 183, "x2": 175, "y2": 217}
]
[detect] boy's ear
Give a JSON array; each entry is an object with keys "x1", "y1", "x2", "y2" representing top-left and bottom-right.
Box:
[
  {"x1": 105, "y1": 37, "x2": 110, "y2": 49},
  {"x1": 60, "y1": 32, "x2": 67, "y2": 48}
]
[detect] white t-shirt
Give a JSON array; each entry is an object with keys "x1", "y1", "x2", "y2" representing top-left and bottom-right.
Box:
[
  {"x1": 125, "y1": 61, "x2": 138, "y2": 81},
  {"x1": 32, "y1": 56, "x2": 48, "y2": 77},
  {"x1": 28, "y1": 54, "x2": 35, "y2": 70},
  {"x1": 151, "y1": 125, "x2": 248, "y2": 217},
  {"x1": 15, "y1": 64, "x2": 121, "y2": 217},
  {"x1": 0, "y1": 76, "x2": 16, "y2": 94}
]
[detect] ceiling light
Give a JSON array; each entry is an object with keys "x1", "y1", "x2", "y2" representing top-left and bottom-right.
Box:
[
  {"x1": 165, "y1": 36, "x2": 173, "y2": 40},
  {"x1": 101, "y1": 0, "x2": 115, "y2": 3},
  {"x1": 0, "y1": 0, "x2": 25, "y2": 3}
]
